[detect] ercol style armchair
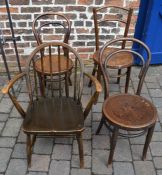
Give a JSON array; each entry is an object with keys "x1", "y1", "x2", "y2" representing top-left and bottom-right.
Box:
[
  {"x1": 96, "y1": 37, "x2": 157, "y2": 166},
  {"x1": 32, "y1": 12, "x2": 72, "y2": 91},
  {"x1": 89, "y1": 6, "x2": 133, "y2": 93},
  {"x1": 2, "y1": 42, "x2": 102, "y2": 168}
]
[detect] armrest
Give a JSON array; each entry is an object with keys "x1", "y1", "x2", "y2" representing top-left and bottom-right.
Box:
[
  {"x1": 83, "y1": 72, "x2": 102, "y2": 120},
  {"x1": 2, "y1": 72, "x2": 26, "y2": 118}
]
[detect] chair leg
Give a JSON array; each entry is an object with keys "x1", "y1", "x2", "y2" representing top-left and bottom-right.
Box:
[
  {"x1": 88, "y1": 63, "x2": 97, "y2": 87},
  {"x1": 142, "y1": 125, "x2": 155, "y2": 160},
  {"x1": 26, "y1": 134, "x2": 32, "y2": 167},
  {"x1": 31, "y1": 134, "x2": 37, "y2": 147},
  {"x1": 68, "y1": 71, "x2": 72, "y2": 86},
  {"x1": 117, "y1": 69, "x2": 121, "y2": 84},
  {"x1": 65, "y1": 73, "x2": 69, "y2": 97},
  {"x1": 125, "y1": 67, "x2": 131, "y2": 93},
  {"x1": 108, "y1": 127, "x2": 119, "y2": 166},
  {"x1": 97, "y1": 65, "x2": 102, "y2": 83},
  {"x1": 96, "y1": 116, "x2": 105, "y2": 135},
  {"x1": 76, "y1": 133, "x2": 84, "y2": 168}
]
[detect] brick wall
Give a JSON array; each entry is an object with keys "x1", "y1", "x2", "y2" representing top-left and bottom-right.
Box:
[{"x1": 0, "y1": 0, "x2": 140, "y2": 71}]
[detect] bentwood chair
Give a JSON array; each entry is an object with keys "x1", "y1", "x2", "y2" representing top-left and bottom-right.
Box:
[
  {"x1": 32, "y1": 12, "x2": 72, "y2": 90},
  {"x1": 89, "y1": 6, "x2": 133, "y2": 93},
  {"x1": 96, "y1": 38, "x2": 157, "y2": 166},
  {"x1": 2, "y1": 42, "x2": 102, "y2": 168}
]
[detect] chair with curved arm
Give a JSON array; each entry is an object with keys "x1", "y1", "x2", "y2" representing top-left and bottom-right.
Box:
[
  {"x1": 96, "y1": 37, "x2": 157, "y2": 166},
  {"x1": 89, "y1": 6, "x2": 133, "y2": 93},
  {"x1": 2, "y1": 42, "x2": 102, "y2": 168}
]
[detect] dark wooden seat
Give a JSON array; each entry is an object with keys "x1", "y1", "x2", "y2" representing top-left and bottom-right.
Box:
[
  {"x1": 89, "y1": 6, "x2": 133, "y2": 93},
  {"x1": 96, "y1": 37, "x2": 158, "y2": 166},
  {"x1": 2, "y1": 42, "x2": 102, "y2": 168},
  {"x1": 23, "y1": 97, "x2": 84, "y2": 133},
  {"x1": 103, "y1": 94, "x2": 157, "y2": 129}
]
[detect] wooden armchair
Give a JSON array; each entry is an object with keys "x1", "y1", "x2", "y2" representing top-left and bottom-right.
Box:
[{"x1": 2, "y1": 42, "x2": 102, "y2": 168}]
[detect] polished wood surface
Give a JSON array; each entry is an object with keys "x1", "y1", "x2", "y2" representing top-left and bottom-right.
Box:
[
  {"x1": 103, "y1": 94, "x2": 157, "y2": 129},
  {"x1": 2, "y1": 42, "x2": 102, "y2": 168},
  {"x1": 89, "y1": 6, "x2": 133, "y2": 89},
  {"x1": 35, "y1": 55, "x2": 73, "y2": 75},
  {"x1": 23, "y1": 97, "x2": 84, "y2": 133},
  {"x1": 93, "y1": 49, "x2": 133, "y2": 68},
  {"x1": 96, "y1": 37, "x2": 157, "y2": 166}
]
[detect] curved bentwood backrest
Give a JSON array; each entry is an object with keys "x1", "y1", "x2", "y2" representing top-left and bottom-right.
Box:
[
  {"x1": 99, "y1": 37, "x2": 151, "y2": 97},
  {"x1": 32, "y1": 12, "x2": 71, "y2": 45},
  {"x1": 93, "y1": 6, "x2": 133, "y2": 51},
  {"x1": 25, "y1": 42, "x2": 84, "y2": 102}
]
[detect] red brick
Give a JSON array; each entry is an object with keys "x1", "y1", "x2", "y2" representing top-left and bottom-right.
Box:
[
  {"x1": 78, "y1": 0, "x2": 93, "y2": 5},
  {"x1": 0, "y1": 7, "x2": 18, "y2": 13}
]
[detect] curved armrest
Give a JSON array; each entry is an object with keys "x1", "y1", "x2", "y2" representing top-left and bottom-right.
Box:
[
  {"x1": 2, "y1": 72, "x2": 26, "y2": 118},
  {"x1": 83, "y1": 72, "x2": 102, "y2": 120}
]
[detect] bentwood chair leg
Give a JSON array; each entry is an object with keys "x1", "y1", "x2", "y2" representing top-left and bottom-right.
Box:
[
  {"x1": 117, "y1": 69, "x2": 121, "y2": 84},
  {"x1": 88, "y1": 63, "x2": 97, "y2": 87},
  {"x1": 76, "y1": 133, "x2": 84, "y2": 168},
  {"x1": 125, "y1": 67, "x2": 131, "y2": 93},
  {"x1": 108, "y1": 127, "x2": 119, "y2": 166},
  {"x1": 96, "y1": 116, "x2": 105, "y2": 135},
  {"x1": 26, "y1": 134, "x2": 32, "y2": 167},
  {"x1": 65, "y1": 73, "x2": 69, "y2": 97},
  {"x1": 97, "y1": 65, "x2": 102, "y2": 83},
  {"x1": 142, "y1": 125, "x2": 155, "y2": 160},
  {"x1": 68, "y1": 70, "x2": 72, "y2": 86}
]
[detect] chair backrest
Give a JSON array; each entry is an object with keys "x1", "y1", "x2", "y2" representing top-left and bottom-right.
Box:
[
  {"x1": 25, "y1": 42, "x2": 84, "y2": 103},
  {"x1": 99, "y1": 37, "x2": 151, "y2": 98},
  {"x1": 93, "y1": 6, "x2": 133, "y2": 51},
  {"x1": 32, "y1": 12, "x2": 71, "y2": 45}
]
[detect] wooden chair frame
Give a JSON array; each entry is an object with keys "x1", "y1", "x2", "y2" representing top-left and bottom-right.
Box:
[
  {"x1": 96, "y1": 37, "x2": 157, "y2": 166},
  {"x1": 2, "y1": 42, "x2": 102, "y2": 168},
  {"x1": 89, "y1": 6, "x2": 133, "y2": 93}
]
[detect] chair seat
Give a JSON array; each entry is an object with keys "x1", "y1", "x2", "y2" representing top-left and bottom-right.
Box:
[
  {"x1": 23, "y1": 97, "x2": 84, "y2": 133},
  {"x1": 35, "y1": 55, "x2": 73, "y2": 75},
  {"x1": 103, "y1": 94, "x2": 157, "y2": 130},
  {"x1": 93, "y1": 48, "x2": 133, "y2": 69}
]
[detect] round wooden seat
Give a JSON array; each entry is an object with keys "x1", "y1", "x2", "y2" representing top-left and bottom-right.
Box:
[
  {"x1": 35, "y1": 55, "x2": 73, "y2": 75},
  {"x1": 93, "y1": 49, "x2": 133, "y2": 69},
  {"x1": 103, "y1": 94, "x2": 157, "y2": 130}
]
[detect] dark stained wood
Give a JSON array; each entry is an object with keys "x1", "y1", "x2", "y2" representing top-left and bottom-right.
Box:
[
  {"x1": 93, "y1": 49, "x2": 133, "y2": 68},
  {"x1": 103, "y1": 94, "x2": 157, "y2": 130},
  {"x1": 32, "y1": 12, "x2": 72, "y2": 90},
  {"x1": 2, "y1": 42, "x2": 102, "y2": 168},
  {"x1": 97, "y1": 37, "x2": 157, "y2": 166},
  {"x1": 89, "y1": 6, "x2": 133, "y2": 92}
]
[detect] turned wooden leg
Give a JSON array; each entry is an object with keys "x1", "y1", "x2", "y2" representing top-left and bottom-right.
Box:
[
  {"x1": 97, "y1": 65, "x2": 102, "y2": 83},
  {"x1": 108, "y1": 127, "x2": 119, "y2": 166},
  {"x1": 88, "y1": 63, "x2": 97, "y2": 87},
  {"x1": 117, "y1": 69, "x2": 121, "y2": 84},
  {"x1": 96, "y1": 116, "x2": 105, "y2": 135},
  {"x1": 125, "y1": 67, "x2": 131, "y2": 93},
  {"x1": 76, "y1": 133, "x2": 84, "y2": 168},
  {"x1": 31, "y1": 134, "x2": 36, "y2": 147},
  {"x1": 26, "y1": 134, "x2": 32, "y2": 167},
  {"x1": 142, "y1": 125, "x2": 155, "y2": 160}
]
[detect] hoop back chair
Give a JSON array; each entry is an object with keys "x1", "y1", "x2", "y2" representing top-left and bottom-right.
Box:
[
  {"x1": 32, "y1": 12, "x2": 72, "y2": 87},
  {"x1": 89, "y1": 6, "x2": 133, "y2": 93},
  {"x1": 2, "y1": 42, "x2": 102, "y2": 168},
  {"x1": 96, "y1": 38, "x2": 157, "y2": 166}
]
